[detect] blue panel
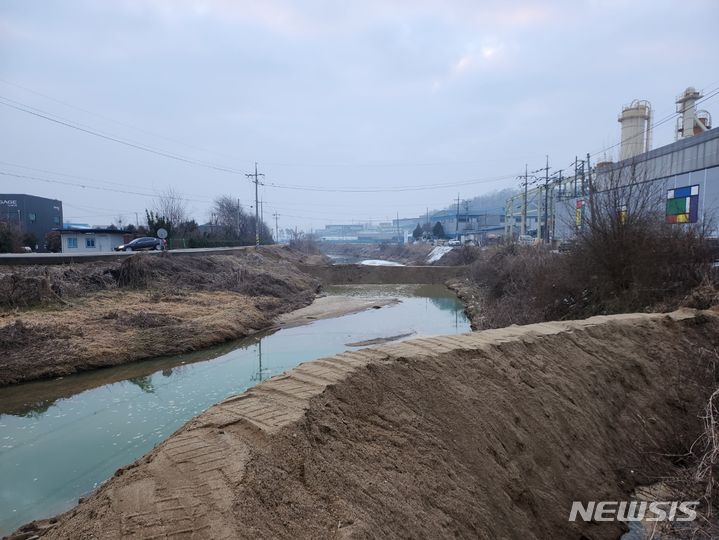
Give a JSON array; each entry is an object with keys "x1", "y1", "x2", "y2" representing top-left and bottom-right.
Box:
[
  {"x1": 690, "y1": 195, "x2": 700, "y2": 223},
  {"x1": 673, "y1": 186, "x2": 692, "y2": 198}
]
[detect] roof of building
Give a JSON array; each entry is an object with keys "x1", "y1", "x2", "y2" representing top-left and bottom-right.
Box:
[
  {"x1": 54, "y1": 228, "x2": 130, "y2": 234},
  {"x1": 0, "y1": 194, "x2": 63, "y2": 203},
  {"x1": 605, "y1": 126, "x2": 719, "y2": 171}
]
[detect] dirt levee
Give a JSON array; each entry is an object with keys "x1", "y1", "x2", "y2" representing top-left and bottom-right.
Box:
[
  {"x1": 0, "y1": 246, "x2": 321, "y2": 385},
  {"x1": 12, "y1": 310, "x2": 719, "y2": 539}
]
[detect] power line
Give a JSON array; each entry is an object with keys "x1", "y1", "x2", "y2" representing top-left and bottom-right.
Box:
[
  {"x1": 0, "y1": 160, "x2": 214, "y2": 202},
  {"x1": 0, "y1": 95, "x2": 525, "y2": 193},
  {"x1": 0, "y1": 160, "x2": 168, "y2": 193},
  {"x1": 0, "y1": 78, "x2": 546, "y2": 170},
  {"x1": 0, "y1": 95, "x2": 246, "y2": 175},
  {"x1": 547, "y1": 84, "x2": 719, "y2": 177},
  {"x1": 586, "y1": 86, "x2": 719, "y2": 162},
  {"x1": 0, "y1": 166, "x2": 488, "y2": 224},
  {"x1": 0, "y1": 78, "x2": 245, "y2": 165},
  {"x1": 0, "y1": 170, "x2": 212, "y2": 204},
  {"x1": 264, "y1": 173, "x2": 517, "y2": 193}
]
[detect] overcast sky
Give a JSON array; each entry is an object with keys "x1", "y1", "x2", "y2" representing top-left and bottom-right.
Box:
[{"x1": 1, "y1": 0, "x2": 718, "y2": 232}]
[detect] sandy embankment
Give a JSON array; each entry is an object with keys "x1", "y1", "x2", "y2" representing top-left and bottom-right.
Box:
[
  {"x1": 276, "y1": 295, "x2": 398, "y2": 328},
  {"x1": 12, "y1": 309, "x2": 719, "y2": 539}
]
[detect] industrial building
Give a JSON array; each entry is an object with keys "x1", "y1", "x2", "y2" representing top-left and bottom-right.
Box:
[
  {"x1": 317, "y1": 223, "x2": 402, "y2": 243},
  {"x1": 505, "y1": 86, "x2": 717, "y2": 242},
  {"x1": 400, "y1": 208, "x2": 505, "y2": 244},
  {"x1": 0, "y1": 194, "x2": 63, "y2": 251}
]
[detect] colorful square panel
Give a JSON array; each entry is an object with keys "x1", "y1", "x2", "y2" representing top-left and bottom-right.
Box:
[{"x1": 666, "y1": 184, "x2": 700, "y2": 224}]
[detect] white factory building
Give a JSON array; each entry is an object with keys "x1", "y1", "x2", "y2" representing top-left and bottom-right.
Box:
[
  {"x1": 506, "y1": 86, "x2": 717, "y2": 242},
  {"x1": 57, "y1": 228, "x2": 129, "y2": 252}
]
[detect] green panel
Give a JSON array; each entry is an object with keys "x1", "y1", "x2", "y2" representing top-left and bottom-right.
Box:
[{"x1": 666, "y1": 197, "x2": 688, "y2": 216}]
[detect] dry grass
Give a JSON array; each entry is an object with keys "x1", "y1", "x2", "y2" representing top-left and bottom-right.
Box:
[
  {"x1": 696, "y1": 388, "x2": 719, "y2": 515},
  {"x1": 0, "y1": 245, "x2": 321, "y2": 309},
  {"x1": 469, "y1": 224, "x2": 716, "y2": 330},
  {"x1": 0, "y1": 289, "x2": 291, "y2": 385},
  {"x1": 0, "y1": 247, "x2": 321, "y2": 385}
]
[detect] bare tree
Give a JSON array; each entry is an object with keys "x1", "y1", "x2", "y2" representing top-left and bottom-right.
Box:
[
  {"x1": 575, "y1": 162, "x2": 713, "y2": 308},
  {"x1": 153, "y1": 187, "x2": 188, "y2": 230},
  {"x1": 208, "y1": 195, "x2": 273, "y2": 245},
  {"x1": 212, "y1": 195, "x2": 246, "y2": 239}
]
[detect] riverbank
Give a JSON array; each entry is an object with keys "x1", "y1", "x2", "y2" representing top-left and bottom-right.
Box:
[
  {"x1": 446, "y1": 277, "x2": 484, "y2": 330},
  {"x1": 0, "y1": 284, "x2": 470, "y2": 535},
  {"x1": 0, "y1": 247, "x2": 324, "y2": 386},
  {"x1": 10, "y1": 309, "x2": 719, "y2": 539}
]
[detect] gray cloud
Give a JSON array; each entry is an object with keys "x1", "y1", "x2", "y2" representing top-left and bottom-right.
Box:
[{"x1": 1, "y1": 0, "x2": 717, "y2": 229}]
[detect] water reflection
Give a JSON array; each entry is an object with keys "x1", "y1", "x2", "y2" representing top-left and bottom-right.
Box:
[
  {"x1": 0, "y1": 285, "x2": 469, "y2": 535},
  {"x1": 0, "y1": 334, "x2": 270, "y2": 418},
  {"x1": 127, "y1": 376, "x2": 155, "y2": 394}
]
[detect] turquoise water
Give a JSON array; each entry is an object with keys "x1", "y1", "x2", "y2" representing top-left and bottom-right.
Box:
[{"x1": 0, "y1": 285, "x2": 469, "y2": 535}]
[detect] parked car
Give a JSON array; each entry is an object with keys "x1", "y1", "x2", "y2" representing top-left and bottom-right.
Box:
[
  {"x1": 447, "y1": 239, "x2": 461, "y2": 246},
  {"x1": 114, "y1": 237, "x2": 163, "y2": 251}
]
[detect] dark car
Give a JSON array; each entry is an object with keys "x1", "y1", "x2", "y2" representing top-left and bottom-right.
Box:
[
  {"x1": 558, "y1": 240, "x2": 577, "y2": 253},
  {"x1": 114, "y1": 237, "x2": 163, "y2": 252}
]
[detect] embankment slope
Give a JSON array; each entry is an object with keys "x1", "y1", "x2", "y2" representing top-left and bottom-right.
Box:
[
  {"x1": 0, "y1": 247, "x2": 321, "y2": 386},
  {"x1": 11, "y1": 310, "x2": 719, "y2": 539}
]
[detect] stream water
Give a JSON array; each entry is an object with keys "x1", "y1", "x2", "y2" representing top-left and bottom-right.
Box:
[{"x1": 0, "y1": 284, "x2": 469, "y2": 535}]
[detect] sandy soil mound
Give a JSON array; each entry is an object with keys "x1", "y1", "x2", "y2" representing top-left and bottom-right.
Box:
[{"x1": 11, "y1": 310, "x2": 719, "y2": 539}]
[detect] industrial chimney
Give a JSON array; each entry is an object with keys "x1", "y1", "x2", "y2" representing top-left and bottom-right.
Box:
[
  {"x1": 618, "y1": 100, "x2": 652, "y2": 161},
  {"x1": 675, "y1": 87, "x2": 712, "y2": 140}
]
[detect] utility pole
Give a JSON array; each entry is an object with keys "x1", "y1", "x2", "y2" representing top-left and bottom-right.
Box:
[
  {"x1": 455, "y1": 193, "x2": 460, "y2": 239},
  {"x1": 245, "y1": 162, "x2": 264, "y2": 247},
  {"x1": 260, "y1": 199, "x2": 264, "y2": 243},
  {"x1": 586, "y1": 152, "x2": 595, "y2": 228},
  {"x1": 573, "y1": 157, "x2": 578, "y2": 198},
  {"x1": 272, "y1": 212, "x2": 279, "y2": 243},
  {"x1": 552, "y1": 170, "x2": 563, "y2": 243},
  {"x1": 396, "y1": 212, "x2": 401, "y2": 244},
  {"x1": 521, "y1": 164, "x2": 528, "y2": 236},
  {"x1": 543, "y1": 155, "x2": 550, "y2": 244}
]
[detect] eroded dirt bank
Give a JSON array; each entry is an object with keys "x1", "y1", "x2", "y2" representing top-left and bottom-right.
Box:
[
  {"x1": 0, "y1": 246, "x2": 322, "y2": 386},
  {"x1": 11, "y1": 310, "x2": 719, "y2": 539}
]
